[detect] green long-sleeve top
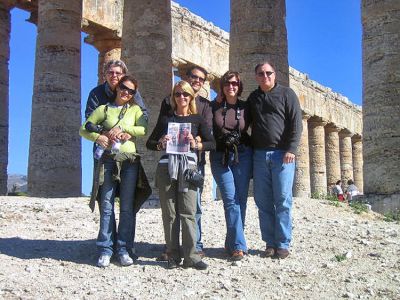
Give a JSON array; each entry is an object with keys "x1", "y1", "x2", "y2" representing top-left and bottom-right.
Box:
[{"x1": 79, "y1": 103, "x2": 147, "y2": 153}]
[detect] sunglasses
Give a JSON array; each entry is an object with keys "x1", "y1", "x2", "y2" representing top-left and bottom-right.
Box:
[
  {"x1": 107, "y1": 71, "x2": 124, "y2": 76},
  {"x1": 257, "y1": 71, "x2": 275, "y2": 77},
  {"x1": 223, "y1": 81, "x2": 240, "y2": 87},
  {"x1": 174, "y1": 91, "x2": 191, "y2": 98},
  {"x1": 119, "y1": 83, "x2": 136, "y2": 95},
  {"x1": 189, "y1": 74, "x2": 206, "y2": 83}
]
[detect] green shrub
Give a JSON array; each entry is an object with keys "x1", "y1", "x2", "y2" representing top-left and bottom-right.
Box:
[
  {"x1": 349, "y1": 201, "x2": 368, "y2": 214},
  {"x1": 383, "y1": 211, "x2": 400, "y2": 223}
]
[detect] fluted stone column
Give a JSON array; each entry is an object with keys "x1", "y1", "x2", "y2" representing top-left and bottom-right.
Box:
[
  {"x1": 0, "y1": 2, "x2": 12, "y2": 195},
  {"x1": 230, "y1": 0, "x2": 289, "y2": 97},
  {"x1": 87, "y1": 36, "x2": 121, "y2": 85},
  {"x1": 325, "y1": 124, "x2": 341, "y2": 193},
  {"x1": 362, "y1": 0, "x2": 400, "y2": 212},
  {"x1": 121, "y1": 0, "x2": 172, "y2": 191},
  {"x1": 294, "y1": 113, "x2": 311, "y2": 198},
  {"x1": 308, "y1": 118, "x2": 327, "y2": 196},
  {"x1": 352, "y1": 135, "x2": 363, "y2": 193},
  {"x1": 339, "y1": 130, "x2": 353, "y2": 189},
  {"x1": 28, "y1": 0, "x2": 82, "y2": 196}
]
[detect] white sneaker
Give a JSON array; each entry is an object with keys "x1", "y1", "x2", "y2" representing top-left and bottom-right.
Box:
[
  {"x1": 97, "y1": 254, "x2": 111, "y2": 268},
  {"x1": 119, "y1": 254, "x2": 134, "y2": 266}
]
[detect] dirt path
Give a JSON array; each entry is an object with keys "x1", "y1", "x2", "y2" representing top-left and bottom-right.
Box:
[{"x1": 0, "y1": 196, "x2": 399, "y2": 299}]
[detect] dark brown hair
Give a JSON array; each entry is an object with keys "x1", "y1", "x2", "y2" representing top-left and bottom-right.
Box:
[{"x1": 219, "y1": 71, "x2": 243, "y2": 100}]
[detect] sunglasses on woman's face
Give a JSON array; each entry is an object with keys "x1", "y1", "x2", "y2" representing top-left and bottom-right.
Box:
[
  {"x1": 174, "y1": 92, "x2": 191, "y2": 98},
  {"x1": 119, "y1": 83, "x2": 136, "y2": 95},
  {"x1": 223, "y1": 81, "x2": 240, "y2": 87}
]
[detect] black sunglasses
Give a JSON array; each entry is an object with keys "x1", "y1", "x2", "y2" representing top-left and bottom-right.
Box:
[
  {"x1": 257, "y1": 71, "x2": 275, "y2": 77},
  {"x1": 223, "y1": 81, "x2": 240, "y2": 87},
  {"x1": 174, "y1": 91, "x2": 191, "y2": 98},
  {"x1": 119, "y1": 83, "x2": 136, "y2": 95},
  {"x1": 189, "y1": 74, "x2": 206, "y2": 83}
]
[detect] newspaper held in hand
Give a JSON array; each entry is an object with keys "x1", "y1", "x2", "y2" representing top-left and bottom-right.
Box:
[{"x1": 166, "y1": 122, "x2": 191, "y2": 154}]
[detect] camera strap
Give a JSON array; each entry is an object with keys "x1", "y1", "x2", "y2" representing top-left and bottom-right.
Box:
[
  {"x1": 222, "y1": 101, "x2": 241, "y2": 138},
  {"x1": 102, "y1": 103, "x2": 129, "y2": 130}
]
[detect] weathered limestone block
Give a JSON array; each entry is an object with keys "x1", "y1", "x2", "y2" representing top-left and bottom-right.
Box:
[
  {"x1": 362, "y1": 0, "x2": 400, "y2": 212},
  {"x1": 171, "y1": 2, "x2": 229, "y2": 80},
  {"x1": 308, "y1": 118, "x2": 328, "y2": 195},
  {"x1": 0, "y1": 2, "x2": 12, "y2": 195},
  {"x1": 230, "y1": 0, "x2": 289, "y2": 97},
  {"x1": 28, "y1": 0, "x2": 82, "y2": 196},
  {"x1": 294, "y1": 113, "x2": 311, "y2": 198},
  {"x1": 121, "y1": 0, "x2": 172, "y2": 192},
  {"x1": 325, "y1": 124, "x2": 341, "y2": 192},
  {"x1": 87, "y1": 36, "x2": 121, "y2": 84},
  {"x1": 352, "y1": 135, "x2": 363, "y2": 193}
]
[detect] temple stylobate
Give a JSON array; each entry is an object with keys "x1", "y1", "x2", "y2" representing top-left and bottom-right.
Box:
[{"x1": 1, "y1": 1, "x2": 398, "y2": 213}]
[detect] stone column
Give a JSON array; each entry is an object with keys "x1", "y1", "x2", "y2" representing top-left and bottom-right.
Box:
[
  {"x1": 362, "y1": 0, "x2": 400, "y2": 212},
  {"x1": 308, "y1": 118, "x2": 327, "y2": 196},
  {"x1": 86, "y1": 35, "x2": 121, "y2": 85},
  {"x1": 293, "y1": 113, "x2": 311, "y2": 198},
  {"x1": 28, "y1": 0, "x2": 82, "y2": 197},
  {"x1": 339, "y1": 130, "x2": 353, "y2": 189},
  {"x1": 352, "y1": 135, "x2": 363, "y2": 194},
  {"x1": 121, "y1": 0, "x2": 172, "y2": 192},
  {"x1": 325, "y1": 124, "x2": 341, "y2": 193},
  {"x1": 230, "y1": 0, "x2": 289, "y2": 97},
  {"x1": 0, "y1": 2, "x2": 12, "y2": 195}
]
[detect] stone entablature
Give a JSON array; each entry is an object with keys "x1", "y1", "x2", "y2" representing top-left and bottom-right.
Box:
[{"x1": 289, "y1": 67, "x2": 362, "y2": 136}]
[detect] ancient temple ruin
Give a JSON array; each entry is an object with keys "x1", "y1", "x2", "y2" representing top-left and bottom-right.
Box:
[{"x1": 0, "y1": 0, "x2": 398, "y2": 212}]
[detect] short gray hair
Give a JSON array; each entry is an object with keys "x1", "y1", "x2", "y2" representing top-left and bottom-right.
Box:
[{"x1": 103, "y1": 59, "x2": 128, "y2": 76}]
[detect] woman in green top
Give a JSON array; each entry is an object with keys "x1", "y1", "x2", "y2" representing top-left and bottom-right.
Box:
[{"x1": 80, "y1": 75, "x2": 147, "y2": 268}]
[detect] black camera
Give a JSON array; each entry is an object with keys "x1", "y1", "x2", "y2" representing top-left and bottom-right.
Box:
[
  {"x1": 85, "y1": 121, "x2": 104, "y2": 133},
  {"x1": 184, "y1": 168, "x2": 204, "y2": 188},
  {"x1": 222, "y1": 130, "x2": 240, "y2": 148}
]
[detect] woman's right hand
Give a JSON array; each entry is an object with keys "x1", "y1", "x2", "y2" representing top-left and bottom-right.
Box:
[{"x1": 96, "y1": 134, "x2": 110, "y2": 149}]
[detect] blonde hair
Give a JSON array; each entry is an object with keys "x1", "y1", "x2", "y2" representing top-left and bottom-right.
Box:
[{"x1": 170, "y1": 81, "x2": 197, "y2": 115}]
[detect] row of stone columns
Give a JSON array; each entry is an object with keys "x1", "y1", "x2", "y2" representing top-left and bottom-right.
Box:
[{"x1": 294, "y1": 115, "x2": 364, "y2": 198}]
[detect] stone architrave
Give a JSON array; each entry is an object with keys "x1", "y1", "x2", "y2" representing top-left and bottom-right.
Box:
[
  {"x1": 121, "y1": 0, "x2": 172, "y2": 192},
  {"x1": 362, "y1": 0, "x2": 400, "y2": 212},
  {"x1": 229, "y1": 0, "x2": 289, "y2": 97},
  {"x1": 352, "y1": 135, "x2": 363, "y2": 193},
  {"x1": 28, "y1": 0, "x2": 82, "y2": 197},
  {"x1": 0, "y1": 2, "x2": 12, "y2": 195},
  {"x1": 339, "y1": 130, "x2": 353, "y2": 189},
  {"x1": 308, "y1": 117, "x2": 328, "y2": 195},
  {"x1": 294, "y1": 113, "x2": 311, "y2": 198},
  {"x1": 325, "y1": 124, "x2": 341, "y2": 193}
]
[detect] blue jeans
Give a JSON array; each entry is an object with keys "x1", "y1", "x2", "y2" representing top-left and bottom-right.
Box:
[
  {"x1": 97, "y1": 157, "x2": 139, "y2": 256},
  {"x1": 195, "y1": 163, "x2": 205, "y2": 252},
  {"x1": 210, "y1": 145, "x2": 253, "y2": 253},
  {"x1": 253, "y1": 149, "x2": 295, "y2": 249}
]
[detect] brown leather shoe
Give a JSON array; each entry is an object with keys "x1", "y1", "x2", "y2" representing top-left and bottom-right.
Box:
[
  {"x1": 230, "y1": 250, "x2": 244, "y2": 261},
  {"x1": 265, "y1": 246, "x2": 276, "y2": 257},
  {"x1": 276, "y1": 248, "x2": 290, "y2": 259}
]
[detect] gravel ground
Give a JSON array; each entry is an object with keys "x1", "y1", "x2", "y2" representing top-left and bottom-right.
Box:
[{"x1": 0, "y1": 195, "x2": 399, "y2": 299}]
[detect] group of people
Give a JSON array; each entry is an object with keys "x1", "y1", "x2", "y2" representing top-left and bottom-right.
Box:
[
  {"x1": 79, "y1": 59, "x2": 303, "y2": 270},
  {"x1": 333, "y1": 179, "x2": 361, "y2": 202}
]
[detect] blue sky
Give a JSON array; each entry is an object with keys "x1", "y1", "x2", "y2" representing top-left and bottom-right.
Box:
[{"x1": 8, "y1": 0, "x2": 361, "y2": 195}]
